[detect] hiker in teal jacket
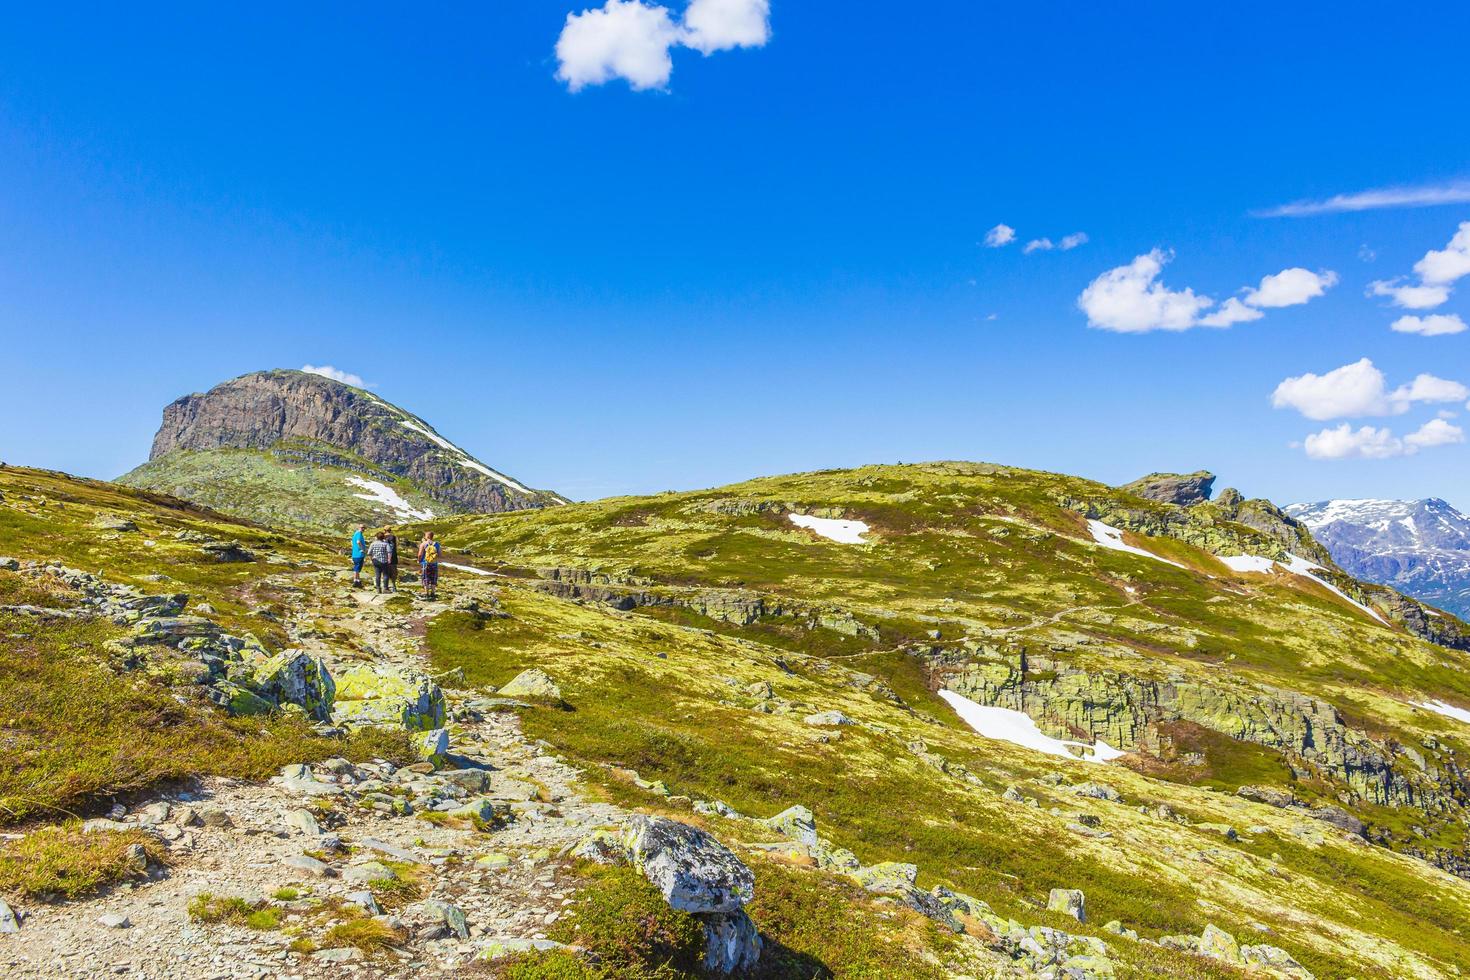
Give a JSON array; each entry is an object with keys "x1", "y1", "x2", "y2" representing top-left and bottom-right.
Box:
[{"x1": 350, "y1": 524, "x2": 367, "y2": 587}]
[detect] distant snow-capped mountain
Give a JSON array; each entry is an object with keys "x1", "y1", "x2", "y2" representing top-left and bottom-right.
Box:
[{"x1": 1285, "y1": 498, "x2": 1470, "y2": 619}]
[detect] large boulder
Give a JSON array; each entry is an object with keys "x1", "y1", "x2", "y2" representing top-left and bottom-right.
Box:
[
  {"x1": 250, "y1": 651, "x2": 335, "y2": 720},
  {"x1": 1120, "y1": 471, "x2": 1216, "y2": 506},
  {"x1": 620, "y1": 816, "x2": 755, "y2": 915},
  {"x1": 331, "y1": 666, "x2": 446, "y2": 731},
  {"x1": 701, "y1": 909, "x2": 762, "y2": 974},
  {"x1": 497, "y1": 668, "x2": 562, "y2": 701}
]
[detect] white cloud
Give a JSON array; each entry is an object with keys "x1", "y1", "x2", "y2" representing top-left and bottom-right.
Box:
[
  {"x1": 1369, "y1": 278, "x2": 1452, "y2": 309},
  {"x1": 302, "y1": 364, "x2": 369, "y2": 388},
  {"x1": 1023, "y1": 232, "x2": 1087, "y2": 254},
  {"x1": 555, "y1": 0, "x2": 680, "y2": 91},
  {"x1": 681, "y1": 0, "x2": 770, "y2": 53},
  {"x1": 1198, "y1": 297, "x2": 1264, "y2": 327},
  {"x1": 1414, "y1": 221, "x2": 1470, "y2": 286},
  {"x1": 1303, "y1": 424, "x2": 1407, "y2": 460},
  {"x1": 1080, "y1": 251, "x2": 1335, "y2": 333},
  {"x1": 1077, "y1": 250, "x2": 1214, "y2": 333},
  {"x1": 1272, "y1": 358, "x2": 1467, "y2": 420},
  {"x1": 1366, "y1": 222, "x2": 1470, "y2": 310},
  {"x1": 1405, "y1": 418, "x2": 1465, "y2": 451},
  {"x1": 1273, "y1": 359, "x2": 1396, "y2": 420},
  {"x1": 1257, "y1": 180, "x2": 1470, "y2": 217},
  {"x1": 984, "y1": 224, "x2": 1016, "y2": 247},
  {"x1": 1302, "y1": 419, "x2": 1464, "y2": 459},
  {"x1": 1243, "y1": 268, "x2": 1338, "y2": 308},
  {"x1": 1391, "y1": 313, "x2": 1467, "y2": 336},
  {"x1": 1397, "y1": 373, "x2": 1470, "y2": 404}
]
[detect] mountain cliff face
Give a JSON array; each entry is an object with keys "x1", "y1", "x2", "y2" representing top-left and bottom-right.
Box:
[
  {"x1": 120, "y1": 370, "x2": 563, "y2": 530},
  {"x1": 1286, "y1": 498, "x2": 1470, "y2": 620}
]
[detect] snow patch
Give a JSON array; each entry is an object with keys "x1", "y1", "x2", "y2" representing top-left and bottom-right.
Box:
[
  {"x1": 1280, "y1": 554, "x2": 1388, "y2": 624},
  {"x1": 788, "y1": 513, "x2": 870, "y2": 544},
  {"x1": 1419, "y1": 700, "x2": 1470, "y2": 725},
  {"x1": 1218, "y1": 555, "x2": 1277, "y2": 574},
  {"x1": 398, "y1": 420, "x2": 534, "y2": 495},
  {"x1": 1086, "y1": 520, "x2": 1186, "y2": 569},
  {"x1": 346, "y1": 477, "x2": 435, "y2": 522},
  {"x1": 938, "y1": 690, "x2": 1125, "y2": 763},
  {"x1": 441, "y1": 561, "x2": 497, "y2": 577}
]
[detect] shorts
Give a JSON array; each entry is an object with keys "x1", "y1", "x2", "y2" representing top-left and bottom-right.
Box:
[
  {"x1": 352, "y1": 556, "x2": 365, "y2": 575},
  {"x1": 422, "y1": 563, "x2": 439, "y2": 588}
]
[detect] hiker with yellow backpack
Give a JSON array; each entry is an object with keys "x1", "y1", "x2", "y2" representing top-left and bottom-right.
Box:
[{"x1": 417, "y1": 531, "x2": 441, "y2": 600}]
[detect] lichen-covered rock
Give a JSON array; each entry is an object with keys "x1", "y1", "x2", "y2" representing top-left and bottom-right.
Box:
[
  {"x1": 476, "y1": 937, "x2": 575, "y2": 961},
  {"x1": 1242, "y1": 943, "x2": 1315, "y2": 978},
  {"x1": 1197, "y1": 924, "x2": 1243, "y2": 963},
  {"x1": 700, "y1": 908, "x2": 762, "y2": 974},
  {"x1": 332, "y1": 665, "x2": 446, "y2": 731},
  {"x1": 620, "y1": 816, "x2": 755, "y2": 914},
  {"x1": 850, "y1": 861, "x2": 918, "y2": 895},
  {"x1": 1120, "y1": 471, "x2": 1216, "y2": 506},
  {"x1": 804, "y1": 710, "x2": 855, "y2": 727},
  {"x1": 497, "y1": 668, "x2": 562, "y2": 701},
  {"x1": 758, "y1": 804, "x2": 818, "y2": 847},
  {"x1": 250, "y1": 650, "x2": 334, "y2": 720},
  {"x1": 1047, "y1": 888, "x2": 1086, "y2": 922}
]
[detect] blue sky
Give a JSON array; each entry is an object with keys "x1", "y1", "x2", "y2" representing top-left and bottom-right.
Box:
[{"x1": 2, "y1": 2, "x2": 1468, "y2": 507}]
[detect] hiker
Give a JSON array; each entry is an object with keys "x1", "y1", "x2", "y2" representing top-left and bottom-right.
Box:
[
  {"x1": 418, "y1": 530, "x2": 441, "y2": 600},
  {"x1": 384, "y1": 526, "x2": 399, "y2": 592},
  {"x1": 349, "y1": 523, "x2": 367, "y2": 587},
  {"x1": 367, "y1": 530, "x2": 394, "y2": 594}
]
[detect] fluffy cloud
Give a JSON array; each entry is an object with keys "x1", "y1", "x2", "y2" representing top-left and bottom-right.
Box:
[
  {"x1": 1271, "y1": 358, "x2": 1467, "y2": 420},
  {"x1": 1391, "y1": 313, "x2": 1467, "y2": 336},
  {"x1": 682, "y1": 0, "x2": 770, "y2": 53},
  {"x1": 984, "y1": 224, "x2": 1016, "y2": 247},
  {"x1": 1024, "y1": 232, "x2": 1088, "y2": 254},
  {"x1": 1414, "y1": 221, "x2": 1470, "y2": 286},
  {"x1": 1405, "y1": 417, "x2": 1466, "y2": 450},
  {"x1": 1242, "y1": 268, "x2": 1338, "y2": 308},
  {"x1": 1077, "y1": 250, "x2": 1213, "y2": 332},
  {"x1": 1369, "y1": 279, "x2": 1452, "y2": 310},
  {"x1": 555, "y1": 0, "x2": 768, "y2": 91},
  {"x1": 1257, "y1": 180, "x2": 1470, "y2": 217},
  {"x1": 555, "y1": 1, "x2": 680, "y2": 91},
  {"x1": 1198, "y1": 297, "x2": 1264, "y2": 327},
  {"x1": 1368, "y1": 222, "x2": 1470, "y2": 309},
  {"x1": 1079, "y1": 252, "x2": 1334, "y2": 332},
  {"x1": 1302, "y1": 419, "x2": 1464, "y2": 460},
  {"x1": 302, "y1": 364, "x2": 369, "y2": 388},
  {"x1": 1303, "y1": 424, "x2": 1406, "y2": 460}
]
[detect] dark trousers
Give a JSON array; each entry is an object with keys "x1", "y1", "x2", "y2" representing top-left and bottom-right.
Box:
[{"x1": 373, "y1": 562, "x2": 393, "y2": 592}]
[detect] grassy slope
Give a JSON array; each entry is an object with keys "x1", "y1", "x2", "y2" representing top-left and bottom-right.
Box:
[
  {"x1": 118, "y1": 445, "x2": 443, "y2": 534},
  {"x1": 421, "y1": 461, "x2": 1470, "y2": 978},
  {"x1": 0, "y1": 465, "x2": 408, "y2": 828}
]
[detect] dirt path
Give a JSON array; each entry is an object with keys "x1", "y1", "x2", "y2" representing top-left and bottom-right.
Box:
[{"x1": 3, "y1": 571, "x2": 624, "y2": 979}]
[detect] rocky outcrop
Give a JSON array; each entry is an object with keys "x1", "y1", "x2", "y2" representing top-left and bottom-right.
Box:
[
  {"x1": 1120, "y1": 471, "x2": 1216, "y2": 506},
  {"x1": 932, "y1": 646, "x2": 1470, "y2": 825},
  {"x1": 139, "y1": 369, "x2": 560, "y2": 515}
]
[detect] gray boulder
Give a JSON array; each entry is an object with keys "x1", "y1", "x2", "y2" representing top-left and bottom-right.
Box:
[
  {"x1": 701, "y1": 908, "x2": 762, "y2": 973},
  {"x1": 621, "y1": 816, "x2": 755, "y2": 914}
]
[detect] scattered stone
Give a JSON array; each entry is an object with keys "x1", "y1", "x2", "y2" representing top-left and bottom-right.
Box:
[
  {"x1": 0, "y1": 897, "x2": 19, "y2": 933},
  {"x1": 1047, "y1": 888, "x2": 1086, "y2": 923},
  {"x1": 758, "y1": 805, "x2": 818, "y2": 847},
  {"x1": 285, "y1": 808, "x2": 322, "y2": 837},
  {"x1": 283, "y1": 854, "x2": 333, "y2": 877},
  {"x1": 1069, "y1": 782, "x2": 1120, "y2": 802},
  {"x1": 497, "y1": 668, "x2": 562, "y2": 701},
  {"x1": 312, "y1": 947, "x2": 362, "y2": 963},
  {"x1": 803, "y1": 710, "x2": 855, "y2": 727},
  {"x1": 96, "y1": 913, "x2": 130, "y2": 929},
  {"x1": 850, "y1": 861, "x2": 918, "y2": 895},
  {"x1": 197, "y1": 806, "x2": 233, "y2": 829}
]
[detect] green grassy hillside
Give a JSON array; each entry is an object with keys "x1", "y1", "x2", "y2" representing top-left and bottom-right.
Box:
[{"x1": 417, "y1": 460, "x2": 1470, "y2": 978}]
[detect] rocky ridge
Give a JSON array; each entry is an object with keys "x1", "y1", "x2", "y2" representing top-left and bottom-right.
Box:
[{"x1": 121, "y1": 370, "x2": 563, "y2": 530}]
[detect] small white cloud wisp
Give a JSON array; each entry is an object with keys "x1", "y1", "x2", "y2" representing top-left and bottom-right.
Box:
[{"x1": 302, "y1": 364, "x2": 369, "y2": 388}]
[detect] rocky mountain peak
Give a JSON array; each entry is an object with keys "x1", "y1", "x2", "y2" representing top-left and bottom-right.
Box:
[{"x1": 123, "y1": 369, "x2": 563, "y2": 529}]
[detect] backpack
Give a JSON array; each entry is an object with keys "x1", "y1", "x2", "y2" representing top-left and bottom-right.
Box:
[{"x1": 421, "y1": 540, "x2": 440, "y2": 565}]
